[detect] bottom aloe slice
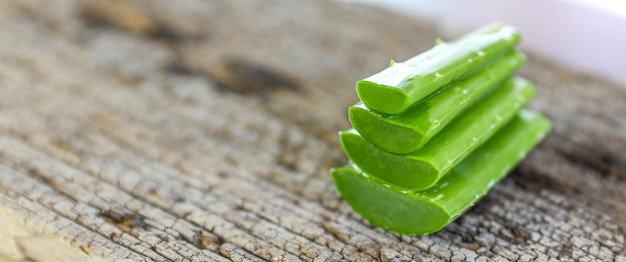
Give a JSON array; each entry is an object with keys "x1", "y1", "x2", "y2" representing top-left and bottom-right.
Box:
[
  {"x1": 332, "y1": 110, "x2": 552, "y2": 235},
  {"x1": 340, "y1": 77, "x2": 535, "y2": 190}
]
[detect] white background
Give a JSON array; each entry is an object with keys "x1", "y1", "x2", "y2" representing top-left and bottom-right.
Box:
[{"x1": 339, "y1": 0, "x2": 626, "y2": 87}]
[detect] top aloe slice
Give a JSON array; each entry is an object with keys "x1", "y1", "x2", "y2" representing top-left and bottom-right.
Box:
[
  {"x1": 356, "y1": 22, "x2": 521, "y2": 115},
  {"x1": 350, "y1": 51, "x2": 525, "y2": 154}
]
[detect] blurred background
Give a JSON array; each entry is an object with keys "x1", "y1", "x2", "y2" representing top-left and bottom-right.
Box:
[{"x1": 339, "y1": 0, "x2": 626, "y2": 87}]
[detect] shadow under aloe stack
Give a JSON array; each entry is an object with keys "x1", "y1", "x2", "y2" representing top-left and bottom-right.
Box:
[{"x1": 331, "y1": 23, "x2": 552, "y2": 235}]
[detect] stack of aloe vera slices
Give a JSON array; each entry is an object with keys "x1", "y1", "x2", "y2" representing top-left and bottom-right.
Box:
[{"x1": 331, "y1": 23, "x2": 552, "y2": 236}]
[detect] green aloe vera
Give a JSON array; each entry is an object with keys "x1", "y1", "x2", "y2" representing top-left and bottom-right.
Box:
[
  {"x1": 332, "y1": 110, "x2": 552, "y2": 235},
  {"x1": 356, "y1": 23, "x2": 521, "y2": 114},
  {"x1": 349, "y1": 51, "x2": 526, "y2": 154},
  {"x1": 340, "y1": 77, "x2": 535, "y2": 190}
]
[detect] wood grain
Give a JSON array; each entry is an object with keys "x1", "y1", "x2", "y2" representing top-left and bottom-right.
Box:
[{"x1": 0, "y1": 0, "x2": 624, "y2": 261}]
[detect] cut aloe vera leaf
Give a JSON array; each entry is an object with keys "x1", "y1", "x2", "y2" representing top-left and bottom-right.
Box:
[
  {"x1": 332, "y1": 110, "x2": 552, "y2": 235},
  {"x1": 350, "y1": 51, "x2": 526, "y2": 154},
  {"x1": 340, "y1": 77, "x2": 535, "y2": 190},
  {"x1": 356, "y1": 23, "x2": 521, "y2": 115}
]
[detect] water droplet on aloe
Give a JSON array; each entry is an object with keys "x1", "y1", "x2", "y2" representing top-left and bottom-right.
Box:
[
  {"x1": 477, "y1": 50, "x2": 486, "y2": 57},
  {"x1": 518, "y1": 152, "x2": 527, "y2": 159},
  {"x1": 537, "y1": 131, "x2": 547, "y2": 139},
  {"x1": 435, "y1": 72, "x2": 442, "y2": 78}
]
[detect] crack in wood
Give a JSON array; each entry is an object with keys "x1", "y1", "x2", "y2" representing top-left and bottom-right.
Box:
[{"x1": 97, "y1": 210, "x2": 151, "y2": 237}]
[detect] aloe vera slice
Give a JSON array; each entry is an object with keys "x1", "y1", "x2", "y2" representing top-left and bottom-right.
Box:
[
  {"x1": 350, "y1": 51, "x2": 525, "y2": 154},
  {"x1": 356, "y1": 23, "x2": 521, "y2": 115},
  {"x1": 332, "y1": 110, "x2": 552, "y2": 235},
  {"x1": 340, "y1": 77, "x2": 535, "y2": 190}
]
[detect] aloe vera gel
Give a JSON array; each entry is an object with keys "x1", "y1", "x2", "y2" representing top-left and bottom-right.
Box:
[{"x1": 331, "y1": 23, "x2": 551, "y2": 235}]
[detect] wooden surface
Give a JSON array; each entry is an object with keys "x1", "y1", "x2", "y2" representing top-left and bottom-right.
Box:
[{"x1": 0, "y1": 0, "x2": 624, "y2": 261}]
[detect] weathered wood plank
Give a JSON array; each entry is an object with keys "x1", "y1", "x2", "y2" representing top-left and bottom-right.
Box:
[{"x1": 0, "y1": 0, "x2": 624, "y2": 261}]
